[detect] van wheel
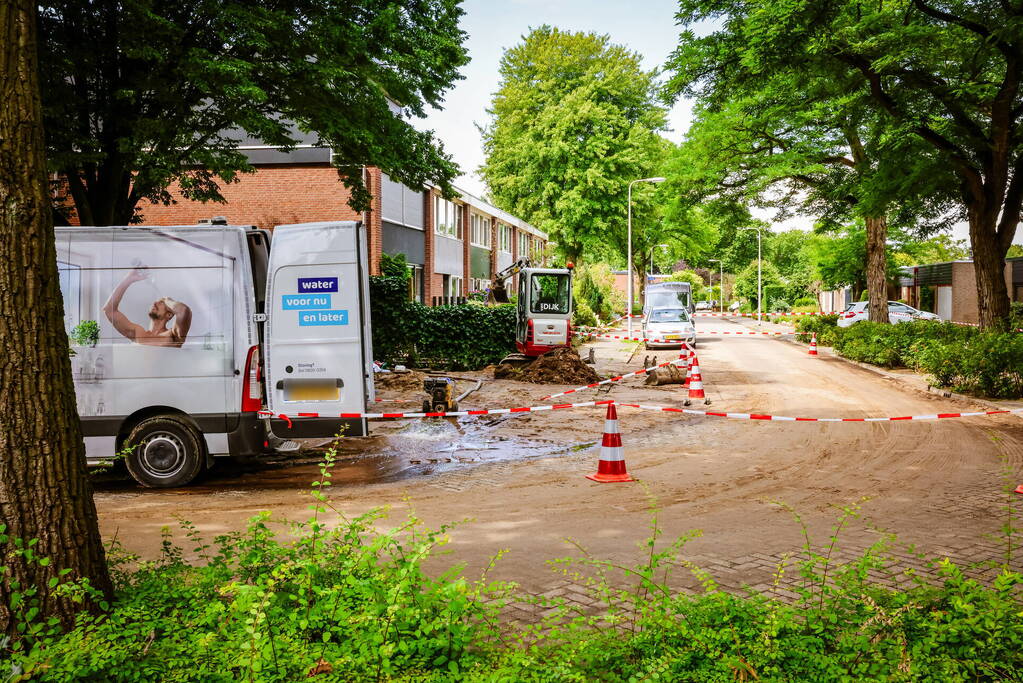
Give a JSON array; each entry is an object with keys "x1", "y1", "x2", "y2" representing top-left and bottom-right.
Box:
[{"x1": 124, "y1": 416, "x2": 204, "y2": 488}]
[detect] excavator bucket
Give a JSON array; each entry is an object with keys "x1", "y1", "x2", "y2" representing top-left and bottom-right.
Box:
[{"x1": 488, "y1": 282, "x2": 510, "y2": 305}]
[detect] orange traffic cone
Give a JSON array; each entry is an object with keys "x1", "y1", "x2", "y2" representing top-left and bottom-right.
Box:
[
  {"x1": 687, "y1": 354, "x2": 706, "y2": 402},
  {"x1": 587, "y1": 403, "x2": 634, "y2": 483},
  {"x1": 683, "y1": 347, "x2": 693, "y2": 387},
  {"x1": 809, "y1": 333, "x2": 819, "y2": 356}
]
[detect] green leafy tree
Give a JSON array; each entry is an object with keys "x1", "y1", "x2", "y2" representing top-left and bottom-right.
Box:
[
  {"x1": 671, "y1": 0, "x2": 1023, "y2": 327},
  {"x1": 39, "y1": 0, "x2": 469, "y2": 225},
  {"x1": 894, "y1": 234, "x2": 971, "y2": 266},
  {"x1": 479, "y1": 26, "x2": 668, "y2": 263},
  {"x1": 734, "y1": 260, "x2": 782, "y2": 310},
  {"x1": 664, "y1": 39, "x2": 954, "y2": 324}
]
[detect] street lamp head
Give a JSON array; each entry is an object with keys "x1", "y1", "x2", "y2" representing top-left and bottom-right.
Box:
[{"x1": 645, "y1": 177, "x2": 666, "y2": 183}]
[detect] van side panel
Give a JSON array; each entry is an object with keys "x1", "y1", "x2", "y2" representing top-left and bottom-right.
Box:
[{"x1": 58, "y1": 226, "x2": 248, "y2": 457}]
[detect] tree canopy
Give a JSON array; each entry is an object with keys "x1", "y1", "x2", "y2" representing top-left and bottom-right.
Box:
[
  {"x1": 39, "y1": 0, "x2": 469, "y2": 225},
  {"x1": 479, "y1": 26, "x2": 667, "y2": 263},
  {"x1": 668, "y1": 0, "x2": 1023, "y2": 327}
]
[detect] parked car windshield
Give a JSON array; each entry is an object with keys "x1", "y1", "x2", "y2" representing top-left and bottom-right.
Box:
[
  {"x1": 529, "y1": 273, "x2": 571, "y2": 314},
  {"x1": 648, "y1": 308, "x2": 690, "y2": 324}
]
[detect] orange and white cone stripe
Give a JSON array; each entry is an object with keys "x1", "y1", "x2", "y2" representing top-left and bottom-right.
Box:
[
  {"x1": 586, "y1": 402, "x2": 634, "y2": 483},
  {"x1": 688, "y1": 355, "x2": 706, "y2": 400},
  {"x1": 809, "y1": 333, "x2": 818, "y2": 356}
]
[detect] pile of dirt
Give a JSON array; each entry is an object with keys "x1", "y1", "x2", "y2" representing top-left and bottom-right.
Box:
[
  {"x1": 496, "y1": 347, "x2": 601, "y2": 385},
  {"x1": 373, "y1": 370, "x2": 426, "y2": 393}
]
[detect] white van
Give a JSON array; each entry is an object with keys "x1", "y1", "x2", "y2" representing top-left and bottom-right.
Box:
[
  {"x1": 645, "y1": 282, "x2": 693, "y2": 316},
  {"x1": 57, "y1": 221, "x2": 375, "y2": 487}
]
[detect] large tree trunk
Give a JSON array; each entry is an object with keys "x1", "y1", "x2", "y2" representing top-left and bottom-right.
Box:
[
  {"x1": 0, "y1": 0, "x2": 112, "y2": 631},
  {"x1": 864, "y1": 215, "x2": 890, "y2": 323},
  {"x1": 968, "y1": 203, "x2": 1013, "y2": 328}
]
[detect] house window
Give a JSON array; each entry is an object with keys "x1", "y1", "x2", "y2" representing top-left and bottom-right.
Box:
[
  {"x1": 498, "y1": 224, "x2": 512, "y2": 253},
  {"x1": 407, "y1": 264, "x2": 423, "y2": 302},
  {"x1": 470, "y1": 278, "x2": 492, "y2": 293},
  {"x1": 470, "y1": 213, "x2": 492, "y2": 248},
  {"x1": 448, "y1": 276, "x2": 463, "y2": 297},
  {"x1": 434, "y1": 196, "x2": 462, "y2": 239},
  {"x1": 518, "y1": 232, "x2": 530, "y2": 260}
]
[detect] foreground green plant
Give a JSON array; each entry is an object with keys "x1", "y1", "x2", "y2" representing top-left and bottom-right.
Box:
[{"x1": 3, "y1": 461, "x2": 1023, "y2": 681}]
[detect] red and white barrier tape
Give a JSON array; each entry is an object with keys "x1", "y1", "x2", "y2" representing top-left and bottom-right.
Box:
[
  {"x1": 692, "y1": 312, "x2": 826, "y2": 317},
  {"x1": 258, "y1": 400, "x2": 614, "y2": 421},
  {"x1": 540, "y1": 357, "x2": 688, "y2": 401},
  {"x1": 614, "y1": 403, "x2": 1023, "y2": 422},
  {"x1": 259, "y1": 401, "x2": 1022, "y2": 423},
  {"x1": 575, "y1": 331, "x2": 788, "y2": 343}
]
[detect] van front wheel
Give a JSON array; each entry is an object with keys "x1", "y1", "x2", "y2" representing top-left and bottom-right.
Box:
[{"x1": 124, "y1": 416, "x2": 205, "y2": 488}]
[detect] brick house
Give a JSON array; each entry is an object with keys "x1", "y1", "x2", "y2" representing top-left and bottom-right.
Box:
[
  {"x1": 897, "y1": 259, "x2": 1023, "y2": 323},
  {"x1": 140, "y1": 133, "x2": 547, "y2": 303}
]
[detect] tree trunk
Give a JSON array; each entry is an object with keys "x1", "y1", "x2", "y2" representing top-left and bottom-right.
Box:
[
  {"x1": 864, "y1": 215, "x2": 890, "y2": 323},
  {"x1": 0, "y1": 0, "x2": 112, "y2": 631},
  {"x1": 968, "y1": 204, "x2": 1012, "y2": 328}
]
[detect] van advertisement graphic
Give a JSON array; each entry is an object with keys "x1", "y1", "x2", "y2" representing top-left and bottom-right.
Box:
[
  {"x1": 283, "y1": 277, "x2": 348, "y2": 327},
  {"x1": 57, "y1": 229, "x2": 238, "y2": 417}
]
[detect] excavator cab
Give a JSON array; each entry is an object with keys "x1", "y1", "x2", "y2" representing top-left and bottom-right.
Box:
[{"x1": 515, "y1": 267, "x2": 573, "y2": 356}]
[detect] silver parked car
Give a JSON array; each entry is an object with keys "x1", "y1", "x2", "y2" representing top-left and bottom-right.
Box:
[{"x1": 837, "y1": 301, "x2": 942, "y2": 327}]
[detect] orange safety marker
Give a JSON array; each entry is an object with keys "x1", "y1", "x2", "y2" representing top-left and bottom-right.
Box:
[
  {"x1": 586, "y1": 403, "x2": 634, "y2": 483},
  {"x1": 1015, "y1": 484, "x2": 1023, "y2": 495},
  {"x1": 809, "y1": 333, "x2": 819, "y2": 356},
  {"x1": 686, "y1": 353, "x2": 707, "y2": 404}
]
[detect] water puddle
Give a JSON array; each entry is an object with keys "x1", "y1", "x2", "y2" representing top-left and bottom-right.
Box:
[{"x1": 93, "y1": 416, "x2": 572, "y2": 492}]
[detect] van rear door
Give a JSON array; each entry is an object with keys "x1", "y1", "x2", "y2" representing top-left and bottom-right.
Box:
[{"x1": 264, "y1": 222, "x2": 371, "y2": 438}]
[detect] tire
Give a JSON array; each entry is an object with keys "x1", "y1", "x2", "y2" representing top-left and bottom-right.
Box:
[{"x1": 124, "y1": 416, "x2": 205, "y2": 488}]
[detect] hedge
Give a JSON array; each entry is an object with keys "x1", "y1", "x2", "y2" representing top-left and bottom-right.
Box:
[
  {"x1": 369, "y1": 276, "x2": 516, "y2": 370},
  {"x1": 796, "y1": 317, "x2": 1023, "y2": 398}
]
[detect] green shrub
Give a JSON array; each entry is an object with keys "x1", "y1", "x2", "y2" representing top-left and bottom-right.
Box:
[
  {"x1": 9, "y1": 488, "x2": 1023, "y2": 681},
  {"x1": 795, "y1": 314, "x2": 842, "y2": 346},
  {"x1": 379, "y1": 252, "x2": 410, "y2": 280},
  {"x1": 794, "y1": 296, "x2": 817, "y2": 308},
  {"x1": 369, "y1": 276, "x2": 516, "y2": 370},
  {"x1": 572, "y1": 299, "x2": 598, "y2": 328}
]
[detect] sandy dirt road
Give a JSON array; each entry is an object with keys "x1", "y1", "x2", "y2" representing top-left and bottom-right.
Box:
[{"x1": 94, "y1": 316, "x2": 1023, "y2": 600}]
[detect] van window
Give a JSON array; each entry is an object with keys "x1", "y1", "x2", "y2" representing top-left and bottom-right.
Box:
[
  {"x1": 648, "y1": 290, "x2": 690, "y2": 310},
  {"x1": 530, "y1": 273, "x2": 570, "y2": 314}
]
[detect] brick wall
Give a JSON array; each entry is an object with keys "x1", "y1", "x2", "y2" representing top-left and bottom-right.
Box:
[
  {"x1": 951, "y1": 262, "x2": 980, "y2": 324},
  {"x1": 364, "y1": 167, "x2": 382, "y2": 276},
  {"x1": 425, "y1": 192, "x2": 442, "y2": 302},
  {"x1": 461, "y1": 203, "x2": 470, "y2": 297},
  {"x1": 140, "y1": 164, "x2": 363, "y2": 229}
]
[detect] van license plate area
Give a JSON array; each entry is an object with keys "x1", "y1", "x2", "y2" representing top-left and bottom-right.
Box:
[
  {"x1": 283, "y1": 380, "x2": 341, "y2": 402},
  {"x1": 664, "y1": 334, "x2": 681, "y2": 340}
]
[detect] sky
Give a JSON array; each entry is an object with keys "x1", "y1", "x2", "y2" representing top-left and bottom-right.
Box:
[{"x1": 414, "y1": 0, "x2": 1018, "y2": 246}]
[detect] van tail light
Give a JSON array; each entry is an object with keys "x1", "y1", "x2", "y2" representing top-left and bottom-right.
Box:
[
  {"x1": 565, "y1": 321, "x2": 572, "y2": 343},
  {"x1": 242, "y1": 345, "x2": 262, "y2": 412},
  {"x1": 526, "y1": 318, "x2": 534, "y2": 343}
]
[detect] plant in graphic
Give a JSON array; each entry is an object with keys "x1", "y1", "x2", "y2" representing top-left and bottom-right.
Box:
[{"x1": 69, "y1": 320, "x2": 100, "y2": 347}]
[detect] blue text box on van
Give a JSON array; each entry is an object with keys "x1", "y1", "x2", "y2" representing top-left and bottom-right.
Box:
[
  {"x1": 297, "y1": 277, "x2": 338, "y2": 293},
  {"x1": 282, "y1": 294, "x2": 331, "y2": 310},
  {"x1": 298, "y1": 310, "x2": 349, "y2": 326}
]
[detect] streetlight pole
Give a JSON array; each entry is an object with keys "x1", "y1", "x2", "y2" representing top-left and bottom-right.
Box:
[
  {"x1": 626, "y1": 177, "x2": 665, "y2": 338},
  {"x1": 709, "y1": 258, "x2": 723, "y2": 313},
  {"x1": 739, "y1": 226, "x2": 763, "y2": 325}
]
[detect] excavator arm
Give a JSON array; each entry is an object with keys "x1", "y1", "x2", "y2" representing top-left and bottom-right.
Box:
[{"x1": 488, "y1": 258, "x2": 531, "y2": 304}]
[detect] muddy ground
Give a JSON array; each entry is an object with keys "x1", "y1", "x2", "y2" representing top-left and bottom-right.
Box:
[{"x1": 94, "y1": 316, "x2": 1023, "y2": 602}]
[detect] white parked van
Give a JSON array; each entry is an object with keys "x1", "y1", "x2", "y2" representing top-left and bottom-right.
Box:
[{"x1": 57, "y1": 221, "x2": 375, "y2": 487}]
